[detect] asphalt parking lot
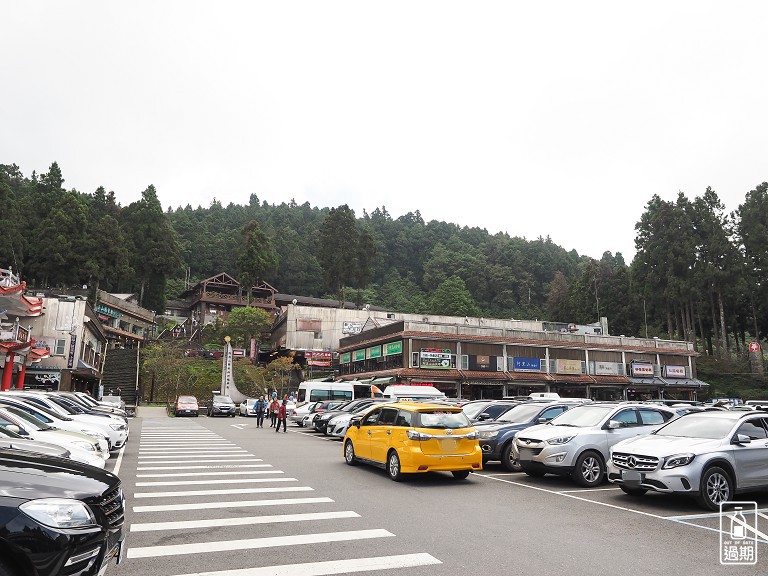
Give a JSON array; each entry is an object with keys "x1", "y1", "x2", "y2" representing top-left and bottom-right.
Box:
[{"x1": 108, "y1": 411, "x2": 768, "y2": 576}]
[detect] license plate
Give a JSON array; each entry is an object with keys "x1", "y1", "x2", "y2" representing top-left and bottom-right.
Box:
[
  {"x1": 440, "y1": 439, "x2": 457, "y2": 451},
  {"x1": 621, "y1": 469, "x2": 642, "y2": 483},
  {"x1": 518, "y1": 448, "x2": 534, "y2": 462}
]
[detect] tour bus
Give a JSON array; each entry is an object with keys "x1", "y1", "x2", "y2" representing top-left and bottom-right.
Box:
[
  {"x1": 381, "y1": 384, "x2": 446, "y2": 401},
  {"x1": 297, "y1": 381, "x2": 382, "y2": 404}
]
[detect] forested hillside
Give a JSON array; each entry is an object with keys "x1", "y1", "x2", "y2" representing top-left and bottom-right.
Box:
[{"x1": 2, "y1": 162, "x2": 768, "y2": 361}]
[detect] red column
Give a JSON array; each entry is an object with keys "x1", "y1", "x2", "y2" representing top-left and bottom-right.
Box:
[
  {"x1": 1, "y1": 352, "x2": 15, "y2": 391},
  {"x1": 15, "y1": 363, "x2": 27, "y2": 390}
]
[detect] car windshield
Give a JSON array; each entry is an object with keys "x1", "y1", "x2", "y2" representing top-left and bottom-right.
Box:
[
  {"x1": 213, "y1": 396, "x2": 233, "y2": 403},
  {"x1": 417, "y1": 410, "x2": 471, "y2": 429},
  {"x1": 496, "y1": 403, "x2": 550, "y2": 423},
  {"x1": 549, "y1": 405, "x2": 614, "y2": 427},
  {"x1": 462, "y1": 402, "x2": 492, "y2": 420},
  {"x1": 1, "y1": 406, "x2": 51, "y2": 431},
  {"x1": 655, "y1": 415, "x2": 737, "y2": 439},
  {"x1": 178, "y1": 396, "x2": 197, "y2": 403}
]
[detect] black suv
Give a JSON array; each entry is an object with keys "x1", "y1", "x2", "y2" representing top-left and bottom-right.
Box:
[{"x1": 0, "y1": 448, "x2": 125, "y2": 576}]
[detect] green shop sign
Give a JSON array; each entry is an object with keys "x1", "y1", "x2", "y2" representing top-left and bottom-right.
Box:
[
  {"x1": 340, "y1": 352, "x2": 351, "y2": 364},
  {"x1": 367, "y1": 345, "x2": 382, "y2": 359},
  {"x1": 353, "y1": 349, "x2": 366, "y2": 362},
  {"x1": 384, "y1": 341, "x2": 403, "y2": 356}
]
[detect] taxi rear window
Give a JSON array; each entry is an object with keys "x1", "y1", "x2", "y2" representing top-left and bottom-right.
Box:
[{"x1": 416, "y1": 410, "x2": 471, "y2": 429}]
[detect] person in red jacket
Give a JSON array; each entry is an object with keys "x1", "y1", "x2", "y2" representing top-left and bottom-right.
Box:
[{"x1": 275, "y1": 397, "x2": 288, "y2": 433}]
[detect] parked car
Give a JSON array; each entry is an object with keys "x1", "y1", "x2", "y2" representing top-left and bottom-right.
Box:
[
  {"x1": 174, "y1": 395, "x2": 199, "y2": 417},
  {"x1": 2, "y1": 391, "x2": 128, "y2": 450},
  {"x1": 239, "y1": 398, "x2": 260, "y2": 417},
  {"x1": 0, "y1": 426, "x2": 75, "y2": 461},
  {"x1": 514, "y1": 402, "x2": 676, "y2": 487},
  {"x1": 57, "y1": 392, "x2": 128, "y2": 419},
  {"x1": 303, "y1": 400, "x2": 346, "y2": 428},
  {"x1": 0, "y1": 447, "x2": 125, "y2": 576},
  {"x1": 608, "y1": 411, "x2": 768, "y2": 510},
  {"x1": 313, "y1": 398, "x2": 381, "y2": 435},
  {"x1": 467, "y1": 401, "x2": 520, "y2": 423},
  {"x1": 208, "y1": 395, "x2": 237, "y2": 417},
  {"x1": 328, "y1": 400, "x2": 395, "y2": 439},
  {"x1": 0, "y1": 406, "x2": 107, "y2": 467},
  {"x1": 343, "y1": 401, "x2": 482, "y2": 481},
  {"x1": 476, "y1": 400, "x2": 588, "y2": 471},
  {"x1": 289, "y1": 401, "x2": 318, "y2": 426},
  {"x1": 0, "y1": 396, "x2": 111, "y2": 456}
]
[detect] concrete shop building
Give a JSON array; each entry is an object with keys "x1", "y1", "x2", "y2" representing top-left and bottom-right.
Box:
[{"x1": 335, "y1": 318, "x2": 706, "y2": 401}]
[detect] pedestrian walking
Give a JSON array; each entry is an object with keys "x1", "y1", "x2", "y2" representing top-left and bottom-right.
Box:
[
  {"x1": 269, "y1": 396, "x2": 280, "y2": 428},
  {"x1": 275, "y1": 397, "x2": 288, "y2": 432},
  {"x1": 254, "y1": 395, "x2": 266, "y2": 428}
]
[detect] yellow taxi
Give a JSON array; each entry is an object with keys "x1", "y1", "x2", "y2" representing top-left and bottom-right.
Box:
[{"x1": 342, "y1": 400, "x2": 483, "y2": 480}]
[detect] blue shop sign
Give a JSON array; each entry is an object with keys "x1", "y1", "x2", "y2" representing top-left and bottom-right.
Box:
[{"x1": 513, "y1": 357, "x2": 542, "y2": 372}]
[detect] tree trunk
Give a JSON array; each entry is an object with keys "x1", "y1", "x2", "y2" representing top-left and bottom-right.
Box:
[
  {"x1": 718, "y1": 291, "x2": 730, "y2": 360},
  {"x1": 139, "y1": 278, "x2": 146, "y2": 306},
  {"x1": 697, "y1": 301, "x2": 706, "y2": 354},
  {"x1": 752, "y1": 293, "x2": 759, "y2": 341},
  {"x1": 689, "y1": 299, "x2": 697, "y2": 349},
  {"x1": 666, "y1": 302, "x2": 673, "y2": 340},
  {"x1": 709, "y1": 289, "x2": 720, "y2": 356}
]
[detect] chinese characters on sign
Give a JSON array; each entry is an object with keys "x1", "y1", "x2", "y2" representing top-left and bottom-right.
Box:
[
  {"x1": 720, "y1": 502, "x2": 757, "y2": 565},
  {"x1": 306, "y1": 351, "x2": 332, "y2": 367},
  {"x1": 664, "y1": 365, "x2": 687, "y2": 378},
  {"x1": 631, "y1": 362, "x2": 654, "y2": 377},
  {"x1": 342, "y1": 321, "x2": 364, "y2": 335},
  {"x1": 419, "y1": 348, "x2": 452, "y2": 369},
  {"x1": 512, "y1": 357, "x2": 542, "y2": 372}
]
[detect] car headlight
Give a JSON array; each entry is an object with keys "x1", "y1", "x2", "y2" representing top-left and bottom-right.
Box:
[
  {"x1": 82, "y1": 430, "x2": 108, "y2": 441},
  {"x1": 478, "y1": 430, "x2": 499, "y2": 439},
  {"x1": 546, "y1": 435, "x2": 575, "y2": 445},
  {"x1": 72, "y1": 440, "x2": 96, "y2": 452},
  {"x1": 109, "y1": 423, "x2": 125, "y2": 431},
  {"x1": 20, "y1": 498, "x2": 96, "y2": 528},
  {"x1": 662, "y1": 453, "x2": 695, "y2": 469}
]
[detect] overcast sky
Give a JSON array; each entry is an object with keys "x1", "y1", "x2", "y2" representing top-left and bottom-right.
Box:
[{"x1": 3, "y1": 2, "x2": 767, "y2": 260}]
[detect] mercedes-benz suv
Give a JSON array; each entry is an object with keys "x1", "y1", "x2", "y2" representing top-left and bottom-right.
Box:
[{"x1": 607, "y1": 410, "x2": 768, "y2": 510}]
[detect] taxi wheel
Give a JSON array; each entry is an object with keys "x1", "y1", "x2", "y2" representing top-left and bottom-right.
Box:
[
  {"x1": 452, "y1": 470, "x2": 470, "y2": 480},
  {"x1": 344, "y1": 440, "x2": 357, "y2": 466},
  {"x1": 387, "y1": 450, "x2": 403, "y2": 482}
]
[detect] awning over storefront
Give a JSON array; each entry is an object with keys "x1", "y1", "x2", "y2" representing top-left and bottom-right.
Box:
[
  {"x1": 628, "y1": 377, "x2": 667, "y2": 387},
  {"x1": 663, "y1": 378, "x2": 709, "y2": 388}
]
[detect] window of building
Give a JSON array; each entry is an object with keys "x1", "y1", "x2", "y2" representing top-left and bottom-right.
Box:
[{"x1": 54, "y1": 339, "x2": 66, "y2": 356}]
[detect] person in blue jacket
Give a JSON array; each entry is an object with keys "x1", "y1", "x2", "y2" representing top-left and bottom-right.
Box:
[{"x1": 254, "y1": 395, "x2": 266, "y2": 428}]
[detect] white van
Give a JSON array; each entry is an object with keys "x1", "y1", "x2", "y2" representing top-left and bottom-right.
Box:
[
  {"x1": 297, "y1": 381, "x2": 380, "y2": 404},
  {"x1": 382, "y1": 385, "x2": 446, "y2": 401}
]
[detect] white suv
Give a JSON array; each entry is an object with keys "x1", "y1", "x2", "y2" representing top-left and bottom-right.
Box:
[{"x1": 514, "y1": 403, "x2": 675, "y2": 487}]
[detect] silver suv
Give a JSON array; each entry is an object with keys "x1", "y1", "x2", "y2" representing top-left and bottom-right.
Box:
[
  {"x1": 514, "y1": 402, "x2": 675, "y2": 487},
  {"x1": 607, "y1": 411, "x2": 768, "y2": 510}
]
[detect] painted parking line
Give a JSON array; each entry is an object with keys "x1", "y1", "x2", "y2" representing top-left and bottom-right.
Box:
[
  {"x1": 666, "y1": 508, "x2": 768, "y2": 520},
  {"x1": 137, "y1": 463, "x2": 264, "y2": 470},
  {"x1": 127, "y1": 529, "x2": 395, "y2": 558},
  {"x1": 137, "y1": 468, "x2": 273, "y2": 477},
  {"x1": 162, "y1": 553, "x2": 442, "y2": 576},
  {"x1": 133, "y1": 486, "x2": 314, "y2": 499},
  {"x1": 558, "y1": 487, "x2": 622, "y2": 493},
  {"x1": 475, "y1": 473, "x2": 666, "y2": 519},
  {"x1": 136, "y1": 476, "x2": 291, "y2": 487},
  {"x1": 130, "y1": 511, "x2": 361, "y2": 532},
  {"x1": 477, "y1": 473, "x2": 768, "y2": 545},
  {"x1": 293, "y1": 431, "x2": 340, "y2": 442},
  {"x1": 133, "y1": 496, "x2": 335, "y2": 513}
]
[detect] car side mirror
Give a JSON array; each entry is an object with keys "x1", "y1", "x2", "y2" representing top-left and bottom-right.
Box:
[
  {"x1": 477, "y1": 413, "x2": 491, "y2": 421},
  {"x1": 732, "y1": 434, "x2": 752, "y2": 445},
  {"x1": 6, "y1": 425, "x2": 23, "y2": 435},
  {"x1": 351, "y1": 417, "x2": 361, "y2": 429},
  {"x1": 606, "y1": 420, "x2": 622, "y2": 430}
]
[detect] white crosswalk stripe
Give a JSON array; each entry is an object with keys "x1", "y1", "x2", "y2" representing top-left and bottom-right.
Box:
[{"x1": 130, "y1": 511, "x2": 360, "y2": 532}]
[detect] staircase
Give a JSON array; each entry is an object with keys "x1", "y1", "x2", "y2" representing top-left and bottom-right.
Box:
[{"x1": 101, "y1": 348, "x2": 140, "y2": 409}]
